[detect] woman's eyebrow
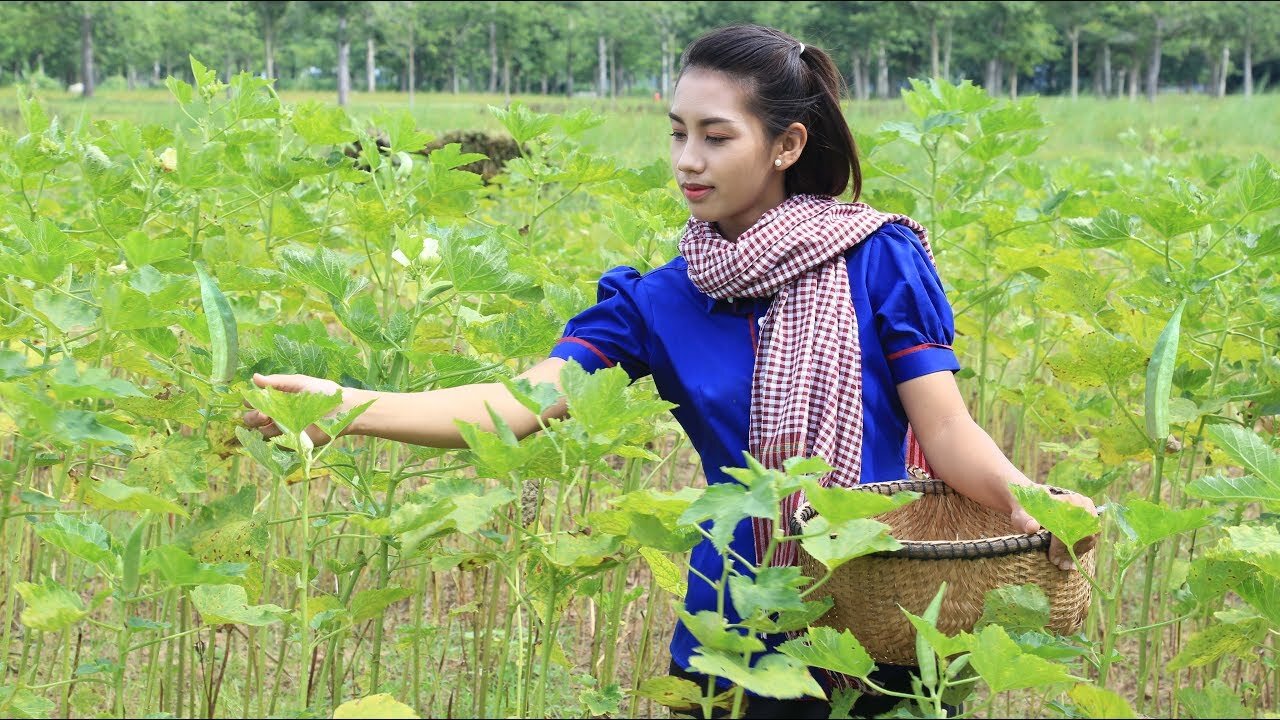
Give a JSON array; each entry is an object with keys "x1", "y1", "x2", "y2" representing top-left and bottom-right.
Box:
[{"x1": 668, "y1": 112, "x2": 734, "y2": 127}]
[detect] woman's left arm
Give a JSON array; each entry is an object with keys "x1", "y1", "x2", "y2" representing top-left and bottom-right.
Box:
[{"x1": 897, "y1": 370, "x2": 1098, "y2": 570}]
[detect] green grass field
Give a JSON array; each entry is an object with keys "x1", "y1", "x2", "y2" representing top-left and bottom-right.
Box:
[{"x1": 3, "y1": 86, "x2": 1276, "y2": 167}]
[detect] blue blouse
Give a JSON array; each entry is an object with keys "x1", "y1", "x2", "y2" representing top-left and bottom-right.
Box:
[{"x1": 547, "y1": 222, "x2": 961, "y2": 675}]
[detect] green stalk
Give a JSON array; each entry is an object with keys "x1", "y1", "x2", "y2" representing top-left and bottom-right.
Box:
[
  {"x1": 298, "y1": 447, "x2": 314, "y2": 713},
  {"x1": 1134, "y1": 449, "x2": 1167, "y2": 711}
]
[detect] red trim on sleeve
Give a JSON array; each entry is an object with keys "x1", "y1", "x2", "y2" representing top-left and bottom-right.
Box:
[
  {"x1": 886, "y1": 343, "x2": 952, "y2": 361},
  {"x1": 557, "y1": 337, "x2": 616, "y2": 368}
]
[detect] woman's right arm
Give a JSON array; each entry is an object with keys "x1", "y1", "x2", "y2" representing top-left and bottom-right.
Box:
[{"x1": 243, "y1": 357, "x2": 569, "y2": 448}]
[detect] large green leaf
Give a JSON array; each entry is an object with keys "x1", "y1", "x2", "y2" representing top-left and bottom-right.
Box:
[
  {"x1": 125, "y1": 433, "x2": 209, "y2": 494},
  {"x1": 801, "y1": 481, "x2": 920, "y2": 523},
  {"x1": 291, "y1": 101, "x2": 354, "y2": 145},
  {"x1": 350, "y1": 587, "x2": 415, "y2": 622},
  {"x1": 1063, "y1": 208, "x2": 1134, "y2": 248},
  {"x1": 1069, "y1": 684, "x2": 1137, "y2": 719},
  {"x1": 0, "y1": 684, "x2": 55, "y2": 719},
  {"x1": 1166, "y1": 618, "x2": 1268, "y2": 671},
  {"x1": 727, "y1": 566, "x2": 806, "y2": 620},
  {"x1": 969, "y1": 624, "x2": 1072, "y2": 693},
  {"x1": 81, "y1": 478, "x2": 187, "y2": 516},
  {"x1": 976, "y1": 584, "x2": 1050, "y2": 633},
  {"x1": 1010, "y1": 484, "x2": 1099, "y2": 552},
  {"x1": 688, "y1": 649, "x2": 824, "y2": 700},
  {"x1": 241, "y1": 384, "x2": 341, "y2": 438},
  {"x1": 677, "y1": 610, "x2": 765, "y2": 655},
  {"x1": 15, "y1": 579, "x2": 88, "y2": 631},
  {"x1": 277, "y1": 245, "x2": 369, "y2": 302},
  {"x1": 777, "y1": 626, "x2": 875, "y2": 679},
  {"x1": 1114, "y1": 499, "x2": 1213, "y2": 549},
  {"x1": 1177, "y1": 679, "x2": 1249, "y2": 719},
  {"x1": 438, "y1": 229, "x2": 531, "y2": 294},
  {"x1": 1186, "y1": 473, "x2": 1280, "y2": 509},
  {"x1": 798, "y1": 516, "x2": 901, "y2": 570},
  {"x1": 47, "y1": 357, "x2": 145, "y2": 401},
  {"x1": 146, "y1": 545, "x2": 246, "y2": 587},
  {"x1": 189, "y1": 584, "x2": 290, "y2": 626},
  {"x1": 678, "y1": 482, "x2": 750, "y2": 553},
  {"x1": 1206, "y1": 424, "x2": 1280, "y2": 485},
  {"x1": 1238, "y1": 153, "x2": 1280, "y2": 214},
  {"x1": 34, "y1": 514, "x2": 116, "y2": 569},
  {"x1": 333, "y1": 694, "x2": 419, "y2": 719},
  {"x1": 638, "y1": 547, "x2": 687, "y2": 597}
]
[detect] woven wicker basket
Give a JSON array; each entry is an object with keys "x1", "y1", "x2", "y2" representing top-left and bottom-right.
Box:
[{"x1": 793, "y1": 479, "x2": 1094, "y2": 666}]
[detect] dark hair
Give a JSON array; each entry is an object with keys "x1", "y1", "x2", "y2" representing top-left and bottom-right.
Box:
[{"x1": 678, "y1": 25, "x2": 861, "y2": 200}]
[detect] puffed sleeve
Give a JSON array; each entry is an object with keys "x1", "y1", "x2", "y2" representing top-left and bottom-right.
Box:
[
  {"x1": 548, "y1": 266, "x2": 652, "y2": 380},
  {"x1": 865, "y1": 224, "x2": 962, "y2": 384}
]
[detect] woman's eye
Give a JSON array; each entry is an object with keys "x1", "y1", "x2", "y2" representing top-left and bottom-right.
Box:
[
  {"x1": 669, "y1": 130, "x2": 686, "y2": 140},
  {"x1": 706, "y1": 136, "x2": 728, "y2": 145}
]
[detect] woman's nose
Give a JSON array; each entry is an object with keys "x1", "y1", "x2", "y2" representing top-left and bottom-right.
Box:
[{"x1": 675, "y1": 145, "x2": 705, "y2": 175}]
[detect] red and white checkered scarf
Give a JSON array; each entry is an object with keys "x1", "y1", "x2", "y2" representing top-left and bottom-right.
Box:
[{"x1": 680, "y1": 193, "x2": 936, "y2": 568}]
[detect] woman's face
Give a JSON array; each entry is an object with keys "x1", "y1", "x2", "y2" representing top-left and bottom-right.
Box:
[{"x1": 669, "y1": 68, "x2": 787, "y2": 241}]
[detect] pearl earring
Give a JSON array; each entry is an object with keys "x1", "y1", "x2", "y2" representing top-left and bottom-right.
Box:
[{"x1": 774, "y1": 158, "x2": 783, "y2": 167}]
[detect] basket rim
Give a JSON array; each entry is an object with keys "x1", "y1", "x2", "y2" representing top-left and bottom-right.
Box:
[{"x1": 794, "y1": 479, "x2": 1078, "y2": 561}]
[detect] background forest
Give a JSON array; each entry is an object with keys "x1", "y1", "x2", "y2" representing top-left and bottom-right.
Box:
[{"x1": 2, "y1": 1, "x2": 1279, "y2": 104}]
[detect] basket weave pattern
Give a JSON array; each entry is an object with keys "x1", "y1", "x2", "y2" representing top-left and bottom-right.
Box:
[{"x1": 795, "y1": 480, "x2": 1095, "y2": 666}]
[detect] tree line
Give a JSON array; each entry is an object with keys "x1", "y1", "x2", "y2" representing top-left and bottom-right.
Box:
[{"x1": 3, "y1": 1, "x2": 1278, "y2": 105}]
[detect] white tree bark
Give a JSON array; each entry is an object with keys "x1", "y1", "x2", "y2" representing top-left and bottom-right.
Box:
[
  {"x1": 337, "y1": 15, "x2": 350, "y2": 106},
  {"x1": 366, "y1": 37, "x2": 375, "y2": 93},
  {"x1": 597, "y1": 35, "x2": 608, "y2": 97},
  {"x1": 1217, "y1": 44, "x2": 1229, "y2": 98},
  {"x1": 1103, "y1": 43, "x2": 1112, "y2": 96},
  {"x1": 876, "y1": 42, "x2": 889, "y2": 98},
  {"x1": 930, "y1": 19, "x2": 939, "y2": 78},
  {"x1": 488, "y1": 21, "x2": 497, "y2": 93},
  {"x1": 80, "y1": 7, "x2": 94, "y2": 97},
  {"x1": 1069, "y1": 28, "x2": 1079, "y2": 99},
  {"x1": 1244, "y1": 36, "x2": 1253, "y2": 98}
]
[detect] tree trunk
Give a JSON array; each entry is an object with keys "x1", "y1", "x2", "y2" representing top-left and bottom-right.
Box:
[
  {"x1": 1209, "y1": 53, "x2": 1222, "y2": 97},
  {"x1": 1129, "y1": 59, "x2": 1141, "y2": 101},
  {"x1": 488, "y1": 21, "x2": 497, "y2": 93},
  {"x1": 1069, "y1": 28, "x2": 1079, "y2": 99},
  {"x1": 876, "y1": 42, "x2": 889, "y2": 98},
  {"x1": 943, "y1": 23, "x2": 953, "y2": 80},
  {"x1": 337, "y1": 15, "x2": 350, "y2": 106},
  {"x1": 1010, "y1": 68, "x2": 1018, "y2": 99},
  {"x1": 985, "y1": 57, "x2": 998, "y2": 94},
  {"x1": 37, "y1": 52, "x2": 45, "y2": 75},
  {"x1": 127, "y1": 64, "x2": 137, "y2": 90},
  {"x1": 1217, "y1": 44, "x2": 1229, "y2": 98},
  {"x1": 661, "y1": 34, "x2": 670, "y2": 99},
  {"x1": 929, "y1": 18, "x2": 939, "y2": 78},
  {"x1": 1146, "y1": 18, "x2": 1163, "y2": 102},
  {"x1": 264, "y1": 17, "x2": 275, "y2": 80},
  {"x1": 1117, "y1": 68, "x2": 1126, "y2": 98},
  {"x1": 597, "y1": 34, "x2": 608, "y2": 97},
  {"x1": 1244, "y1": 36, "x2": 1253, "y2": 98},
  {"x1": 858, "y1": 53, "x2": 870, "y2": 100},
  {"x1": 80, "y1": 7, "x2": 94, "y2": 98},
  {"x1": 408, "y1": 28, "x2": 416, "y2": 107},
  {"x1": 502, "y1": 52, "x2": 510, "y2": 101},
  {"x1": 566, "y1": 14, "x2": 574, "y2": 97},
  {"x1": 1103, "y1": 43, "x2": 1112, "y2": 96},
  {"x1": 610, "y1": 43, "x2": 619, "y2": 98},
  {"x1": 366, "y1": 37, "x2": 375, "y2": 92},
  {"x1": 851, "y1": 52, "x2": 863, "y2": 100}
]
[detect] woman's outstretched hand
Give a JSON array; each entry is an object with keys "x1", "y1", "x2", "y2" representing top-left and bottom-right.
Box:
[
  {"x1": 1011, "y1": 491, "x2": 1099, "y2": 572},
  {"x1": 242, "y1": 372, "x2": 347, "y2": 446}
]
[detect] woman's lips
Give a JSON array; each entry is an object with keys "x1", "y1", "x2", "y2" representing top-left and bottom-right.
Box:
[{"x1": 682, "y1": 184, "x2": 712, "y2": 201}]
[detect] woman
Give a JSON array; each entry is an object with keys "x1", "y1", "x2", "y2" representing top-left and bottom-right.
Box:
[{"x1": 245, "y1": 24, "x2": 1097, "y2": 719}]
